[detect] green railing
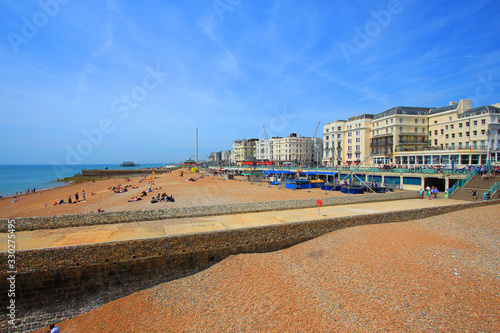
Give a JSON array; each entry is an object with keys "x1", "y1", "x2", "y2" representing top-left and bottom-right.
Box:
[
  {"x1": 210, "y1": 165, "x2": 470, "y2": 175},
  {"x1": 483, "y1": 182, "x2": 499, "y2": 201},
  {"x1": 446, "y1": 170, "x2": 476, "y2": 198}
]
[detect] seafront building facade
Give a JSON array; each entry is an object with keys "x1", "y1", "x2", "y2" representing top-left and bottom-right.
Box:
[
  {"x1": 256, "y1": 133, "x2": 323, "y2": 166},
  {"x1": 322, "y1": 99, "x2": 500, "y2": 168},
  {"x1": 231, "y1": 139, "x2": 258, "y2": 164}
]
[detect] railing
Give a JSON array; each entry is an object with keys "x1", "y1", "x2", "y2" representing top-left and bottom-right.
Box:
[
  {"x1": 211, "y1": 165, "x2": 471, "y2": 175},
  {"x1": 483, "y1": 182, "x2": 499, "y2": 201},
  {"x1": 446, "y1": 170, "x2": 476, "y2": 198}
]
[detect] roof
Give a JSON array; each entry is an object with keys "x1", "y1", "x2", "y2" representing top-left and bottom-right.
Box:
[
  {"x1": 373, "y1": 106, "x2": 433, "y2": 120},
  {"x1": 429, "y1": 104, "x2": 458, "y2": 114},
  {"x1": 460, "y1": 105, "x2": 500, "y2": 117}
]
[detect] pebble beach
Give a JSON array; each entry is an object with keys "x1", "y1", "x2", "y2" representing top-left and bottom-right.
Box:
[{"x1": 34, "y1": 204, "x2": 500, "y2": 332}]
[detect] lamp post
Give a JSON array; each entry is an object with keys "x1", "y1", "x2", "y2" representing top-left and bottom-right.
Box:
[{"x1": 486, "y1": 129, "x2": 491, "y2": 174}]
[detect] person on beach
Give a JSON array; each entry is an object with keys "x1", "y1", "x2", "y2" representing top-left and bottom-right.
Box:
[
  {"x1": 82, "y1": 190, "x2": 85, "y2": 200},
  {"x1": 472, "y1": 189, "x2": 477, "y2": 201},
  {"x1": 75, "y1": 192, "x2": 79, "y2": 202},
  {"x1": 68, "y1": 194, "x2": 72, "y2": 204},
  {"x1": 48, "y1": 323, "x2": 59, "y2": 333},
  {"x1": 419, "y1": 189, "x2": 424, "y2": 199}
]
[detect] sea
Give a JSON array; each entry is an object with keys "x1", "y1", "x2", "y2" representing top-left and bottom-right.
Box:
[{"x1": 0, "y1": 163, "x2": 174, "y2": 198}]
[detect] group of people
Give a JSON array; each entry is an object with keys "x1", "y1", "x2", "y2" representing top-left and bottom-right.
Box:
[
  {"x1": 151, "y1": 193, "x2": 175, "y2": 203},
  {"x1": 53, "y1": 191, "x2": 86, "y2": 206},
  {"x1": 420, "y1": 186, "x2": 439, "y2": 199}
]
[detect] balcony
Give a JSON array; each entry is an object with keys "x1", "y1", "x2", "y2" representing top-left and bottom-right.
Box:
[
  {"x1": 371, "y1": 133, "x2": 393, "y2": 138},
  {"x1": 398, "y1": 140, "x2": 430, "y2": 145},
  {"x1": 370, "y1": 141, "x2": 394, "y2": 147},
  {"x1": 398, "y1": 132, "x2": 426, "y2": 136}
]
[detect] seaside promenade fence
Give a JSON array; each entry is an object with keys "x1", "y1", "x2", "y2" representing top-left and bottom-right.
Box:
[
  {"x1": 483, "y1": 182, "x2": 499, "y2": 201},
  {"x1": 211, "y1": 165, "x2": 471, "y2": 175},
  {"x1": 446, "y1": 170, "x2": 477, "y2": 198}
]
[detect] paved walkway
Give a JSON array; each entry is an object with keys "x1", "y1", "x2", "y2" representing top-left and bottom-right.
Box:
[{"x1": 3, "y1": 198, "x2": 465, "y2": 251}]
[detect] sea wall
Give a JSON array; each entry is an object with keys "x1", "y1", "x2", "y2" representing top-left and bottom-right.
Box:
[
  {"x1": 80, "y1": 166, "x2": 180, "y2": 177},
  {"x1": 5, "y1": 191, "x2": 419, "y2": 232},
  {"x1": 1, "y1": 199, "x2": 498, "y2": 332}
]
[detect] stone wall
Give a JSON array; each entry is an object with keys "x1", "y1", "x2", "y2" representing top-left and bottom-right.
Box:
[
  {"x1": 0, "y1": 199, "x2": 498, "y2": 332},
  {"x1": 81, "y1": 166, "x2": 180, "y2": 177},
  {"x1": 5, "y1": 191, "x2": 419, "y2": 232}
]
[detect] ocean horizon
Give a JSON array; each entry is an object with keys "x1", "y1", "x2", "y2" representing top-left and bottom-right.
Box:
[{"x1": 0, "y1": 163, "x2": 176, "y2": 198}]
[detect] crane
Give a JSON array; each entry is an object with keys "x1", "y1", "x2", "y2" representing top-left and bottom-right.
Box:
[{"x1": 298, "y1": 122, "x2": 321, "y2": 174}]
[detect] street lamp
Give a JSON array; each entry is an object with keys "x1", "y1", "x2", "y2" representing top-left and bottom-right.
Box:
[{"x1": 486, "y1": 129, "x2": 491, "y2": 174}]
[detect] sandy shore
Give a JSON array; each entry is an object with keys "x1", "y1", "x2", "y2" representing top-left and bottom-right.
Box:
[
  {"x1": 0, "y1": 169, "x2": 346, "y2": 219},
  {"x1": 34, "y1": 204, "x2": 500, "y2": 332}
]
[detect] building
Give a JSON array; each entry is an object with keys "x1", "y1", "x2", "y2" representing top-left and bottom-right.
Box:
[
  {"x1": 370, "y1": 106, "x2": 432, "y2": 165},
  {"x1": 232, "y1": 139, "x2": 258, "y2": 165},
  {"x1": 323, "y1": 99, "x2": 500, "y2": 168},
  {"x1": 270, "y1": 133, "x2": 323, "y2": 166},
  {"x1": 398, "y1": 99, "x2": 500, "y2": 166},
  {"x1": 344, "y1": 114, "x2": 374, "y2": 165},
  {"x1": 322, "y1": 120, "x2": 346, "y2": 166},
  {"x1": 208, "y1": 150, "x2": 231, "y2": 164}
]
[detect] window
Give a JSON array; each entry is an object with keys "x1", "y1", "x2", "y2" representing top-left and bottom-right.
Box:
[
  {"x1": 450, "y1": 124, "x2": 454, "y2": 129},
  {"x1": 445, "y1": 125, "x2": 448, "y2": 130},
  {"x1": 481, "y1": 129, "x2": 485, "y2": 135},
  {"x1": 337, "y1": 126, "x2": 341, "y2": 131},
  {"x1": 400, "y1": 127, "x2": 403, "y2": 132},
  {"x1": 400, "y1": 118, "x2": 403, "y2": 123},
  {"x1": 434, "y1": 139, "x2": 438, "y2": 145},
  {"x1": 356, "y1": 138, "x2": 360, "y2": 143},
  {"x1": 337, "y1": 134, "x2": 341, "y2": 139},
  {"x1": 348, "y1": 146, "x2": 352, "y2": 151},
  {"x1": 355, "y1": 130, "x2": 360, "y2": 136},
  {"x1": 459, "y1": 123, "x2": 463, "y2": 128},
  {"x1": 473, "y1": 131, "x2": 477, "y2": 136},
  {"x1": 422, "y1": 128, "x2": 425, "y2": 133},
  {"x1": 422, "y1": 119, "x2": 425, "y2": 124},
  {"x1": 326, "y1": 136, "x2": 329, "y2": 141},
  {"x1": 473, "y1": 120, "x2": 478, "y2": 126},
  {"x1": 386, "y1": 120, "x2": 388, "y2": 124},
  {"x1": 445, "y1": 134, "x2": 449, "y2": 139},
  {"x1": 440, "y1": 129, "x2": 444, "y2": 135},
  {"x1": 326, "y1": 129, "x2": 329, "y2": 133},
  {"x1": 348, "y1": 139, "x2": 352, "y2": 144},
  {"x1": 347, "y1": 153, "x2": 352, "y2": 159},
  {"x1": 415, "y1": 119, "x2": 418, "y2": 124},
  {"x1": 434, "y1": 130, "x2": 438, "y2": 135},
  {"x1": 434, "y1": 121, "x2": 438, "y2": 124},
  {"x1": 481, "y1": 119, "x2": 486, "y2": 125},
  {"x1": 466, "y1": 122, "x2": 470, "y2": 126},
  {"x1": 449, "y1": 117, "x2": 452, "y2": 121},
  {"x1": 452, "y1": 133, "x2": 455, "y2": 139},
  {"x1": 391, "y1": 119, "x2": 394, "y2": 123},
  {"x1": 415, "y1": 127, "x2": 418, "y2": 132},
  {"x1": 348, "y1": 132, "x2": 352, "y2": 137},
  {"x1": 466, "y1": 132, "x2": 470, "y2": 137},
  {"x1": 355, "y1": 153, "x2": 360, "y2": 159},
  {"x1": 355, "y1": 145, "x2": 360, "y2": 151},
  {"x1": 459, "y1": 142, "x2": 462, "y2": 149},
  {"x1": 459, "y1": 132, "x2": 462, "y2": 138}
]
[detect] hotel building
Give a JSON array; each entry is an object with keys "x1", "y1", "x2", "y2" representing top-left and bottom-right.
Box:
[{"x1": 322, "y1": 99, "x2": 500, "y2": 167}]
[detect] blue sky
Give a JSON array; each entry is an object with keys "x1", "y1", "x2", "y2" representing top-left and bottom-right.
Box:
[{"x1": 1, "y1": 0, "x2": 500, "y2": 165}]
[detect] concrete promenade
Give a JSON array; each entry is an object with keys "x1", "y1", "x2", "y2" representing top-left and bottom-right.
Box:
[{"x1": 4, "y1": 198, "x2": 466, "y2": 252}]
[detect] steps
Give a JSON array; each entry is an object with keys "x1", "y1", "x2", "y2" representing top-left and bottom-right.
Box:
[{"x1": 451, "y1": 175, "x2": 499, "y2": 201}]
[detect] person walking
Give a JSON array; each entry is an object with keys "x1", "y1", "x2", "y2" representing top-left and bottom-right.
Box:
[{"x1": 472, "y1": 189, "x2": 477, "y2": 201}]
